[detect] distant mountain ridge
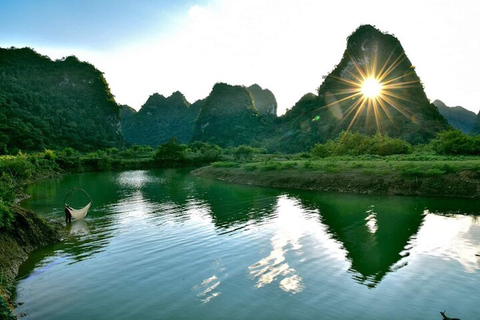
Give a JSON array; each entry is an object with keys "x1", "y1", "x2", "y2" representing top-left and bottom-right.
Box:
[
  {"x1": 192, "y1": 82, "x2": 264, "y2": 147},
  {"x1": 121, "y1": 91, "x2": 201, "y2": 146},
  {"x1": 472, "y1": 112, "x2": 480, "y2": 135},
  {"x1": 124, "y1": 26, "x2": 451, "y2": 152},
  {"x1": 247, "y1": 84, "x2": 277, "y2": 116},
  {"x1": 1, "y1": 25, "x2": 458, "y2": 153},
  {"x1": 433, "y1": 99, "x2": 477, "y2": 134},
  {"x1": 293, "y1": 25, "x2": 447, "y2": 146},
  {"x1": 0, "y1": 47, "x2": 122, "y2": 153},
  {"x1": 122, "y1": 83, "x2": 277, "y2": 147}
]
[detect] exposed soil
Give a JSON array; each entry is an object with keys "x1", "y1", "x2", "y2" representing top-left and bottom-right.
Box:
[{"x1": 0, "y1": 206, "x2": 61, "y2": 319}]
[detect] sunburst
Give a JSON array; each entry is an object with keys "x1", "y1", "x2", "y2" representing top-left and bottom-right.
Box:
[
  {"x1": 361, "y1": 78, "x2": 382, "y2": 98},
  {"x1": 321, "y1": 45, "x2": 422, "y2": 133}
]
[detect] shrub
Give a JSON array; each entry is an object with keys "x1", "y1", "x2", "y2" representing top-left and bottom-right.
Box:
[
  {"x1": 233, "y1": 145, "x2": 258, "y2": 162},
  {"x1": 303, "y1": 161, "x2": 313, "y2": 169},
  {"x1": 154, "y1": 138, "x2": 187, "y2": 166},
  {"x1": 400, "y1": 166, "x2": 425, "y2": 177},
  {"x1": 43, "y1": 149, "x2": 57, "y2": 160},
  {"x1": 430, "y1": 130, "x2": 480, "y2": 155},
  {"x1": 212, "y1": 161, "x2": 240, "y2": 168},
  {"x1": 311, "y1": 143, "x2": 331, "y2": 158},
  {"x1": 63, "y1": 147, "x2": 76, "y2": 157},
  {"x1": 261, "y1": 161, "x2": 279, "y2": 171},
  {"x1": 244, "y1": 164, "x2": 257, "y2": 171},
  {"x1": 0, "y1": 200, "x2": 13, "y2": 229},
  {"x1": 282, "y1": 161, "x2": 297, "y2": 169},
  {"x1": 311, "y1": 132, "x2": 412, "y2": 157},
  {"x1": 425, "y1": 168, "x2": 445, "y2": 176}
]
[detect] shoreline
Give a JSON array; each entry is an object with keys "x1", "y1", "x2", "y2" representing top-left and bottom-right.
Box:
[
  {"x1": 192, "y1": 165, "x2": 480, "y2": 198},
  {"x1": 2, "y1": 160, "x2": 480, "y2": 318},
  {"x1": 0, "y1": 207, "x2": 61, "y2": 319}
]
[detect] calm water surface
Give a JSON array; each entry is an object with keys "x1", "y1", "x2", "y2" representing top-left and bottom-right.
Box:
[{"x1": 15, "y1": 169, "x2": 480, "y2": 319}]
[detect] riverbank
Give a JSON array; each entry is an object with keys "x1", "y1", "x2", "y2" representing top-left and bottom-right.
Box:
[
  {"x1": 0, "y1": 208, "x2": 61, "y2": 319},
  {"x1": 192, "y1": 159, "x2": 480, "y2": 198}
]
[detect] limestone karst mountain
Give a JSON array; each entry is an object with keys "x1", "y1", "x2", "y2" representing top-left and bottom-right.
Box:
[
  {"x1": 472, "y1": 111, "x2": 480, "y2": 135},
  {"x1": 121, "y1": 91, "x2": 201, "y2": 146},
  {"x1": 0, "y1": 47, "x2": 123, "y2": 153},
  {"x1": 275, "y1": 24, "x2": 450, "y2": 152},
  {"x1": 192, "y1": 82, "x2": 267, "y2": 147},
  {"x1": 1, "y1": 25, "x2": 456, "y2": 154},
  {"x1": 433, "y1": 99, "x2": 477, "y2": 134},
  {"x1": 121, "y1": 83, "x2": 278, "y2": 148},
  {"x1": 247, "y1": 84, "x2": 278, "y2": 116}
]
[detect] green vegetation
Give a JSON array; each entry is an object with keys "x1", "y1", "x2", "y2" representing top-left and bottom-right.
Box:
[
  {"x1": 219, "y1": 155, "x2": 480, "y2": 176},
  {"x1": 310, "y1": 131, "x2": 412, "y2": 157},
  {"x1": 0, "y1": 47, "x2": 123, "y2": 154},
  {"x1": 434, "y1": 99, "x2": 477, "y2": 134},
  {"x1": 184, "y1": 130, "x2": 480, "y2": 181},
  {"x1": 2, "y1": 130, "x2": 479, "y2": 228},
  {"x1": 247, "y1": 84, "x2": 277, "y2": 116},
  {"x1": 121, "y1": 92, "x2": 202, "y2": 146},
  {"x1": 429, "y1": 130, "x2": 480, "y2": 155},
  {"x1": 192, "y1": 83, "x2": 268, "y2": 148},
  {"x1": 1, "y1": 130, "x2": 479, "y2": 317},
  {"x1": 0, "y1": 152, "x2": 61, "y2": 229}
]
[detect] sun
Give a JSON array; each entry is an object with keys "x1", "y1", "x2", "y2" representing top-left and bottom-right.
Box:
[
  {"x1": 361, "y1": 78, "x2": 383, "y2": 98},
  {"x1": 320, "y1": 47, "x2": 422, "y2": 133}
]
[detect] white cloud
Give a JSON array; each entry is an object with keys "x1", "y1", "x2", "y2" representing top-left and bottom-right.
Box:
[{"x1": 60, "y1": 0, "x2": 480, "y2": 115}]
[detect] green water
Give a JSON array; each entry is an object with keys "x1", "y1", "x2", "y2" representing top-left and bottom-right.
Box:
[{"x1": 14, "y1": 169, "x2": 480, "y2": 319}]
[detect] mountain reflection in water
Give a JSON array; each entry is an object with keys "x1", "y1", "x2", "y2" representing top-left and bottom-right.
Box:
[{"x1": 16, "y1": 169, "x2": 480, "y2": 319}]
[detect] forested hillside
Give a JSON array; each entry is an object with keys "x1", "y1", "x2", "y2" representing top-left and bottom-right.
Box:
[
  {"x1": 247, "y1": 84, "x2": 277, "y2": 116},
  {"x1": 433, "y1": 99, "x2": 477, "y2": 133},
  {"x1": 192, "y1": 83, "x2": 270, "y2": 147},
  {"x1": 121, "y1": 91, "x2": 201, "y2": 146},
  {"x1": 273, "y1": 24, "x2": 450, "y2": 153},
  {"x1": 472, "y1": 112, "x2": 480, "y2": 135},
  {"x1": 0, "y1": 26, "x2": 460, "y2": 154},
  {"x1": 0, "y1": 47, "x2": 122, "y2": 154}
]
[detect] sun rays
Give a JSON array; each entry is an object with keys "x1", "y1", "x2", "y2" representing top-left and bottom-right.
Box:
[
  {"x1": 321, "y1": 44, "x2": 423, "y2": 133},
  {"x1": 361, "y1": 78, "x2": 383, "y2": 98}
]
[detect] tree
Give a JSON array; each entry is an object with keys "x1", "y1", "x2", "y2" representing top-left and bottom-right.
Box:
[
  {"x1": 154, "y1": 138, "x2": 187, "y2": 166},
  {"x1": 430, "y1": 130, "x2": 480, "y2": 155},
  {"x1": 233, "y1": 145, "x2": 258, "y2": 162}
]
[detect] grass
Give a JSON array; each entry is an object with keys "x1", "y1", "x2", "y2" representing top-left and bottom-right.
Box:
[{"x1": 230, "y1": 154, "x2": 480, "y2": 177}]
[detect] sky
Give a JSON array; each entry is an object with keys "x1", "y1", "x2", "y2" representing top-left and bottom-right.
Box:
[{"x1": 1, "y1": 0, "x2": 479, "y2": 115}]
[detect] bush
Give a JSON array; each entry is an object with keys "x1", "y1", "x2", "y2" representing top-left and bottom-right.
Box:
[
  {"x1": 0, "y1": 155, "x2": 37, "y2": 229},
  {"x1": 310, "y1": 132, "x2": 412, "y2": 157},
  {"x1": 0, "y1": 155, "x2": 35, "y2": 183},
  {"x1": 425, "y1": 168, "x2": 445, "y2": 176},
  {"x1": 400, "y1": 166, "x2": 425, "y2": 177},
  {"x1": 311, "y1": 143, "x2": 331, "y2": 158},
  {"x1": 260, "y1": 161, "x2": 279, "y2": 171},
  {"x1": 0, "y1": 200, "x2": 13, "y2": 229},
  {"x1": 233, "y1": 145, "x2": 258, "y2": 162},
  {"x1": 62, "y1": 147, "x2": 76, "y2": 157},
  {"x1": 43, "y1": 149, "x2": 57, "y2": 160},
  {"x1": 303, "y1": 160, "x2": 314, "y2": 169},
  {"x1": 212, "y1": 161, "x2": 239, "y2": 168},
  {"x1": 187, "y1": 142, "x2": 223, "y2": 164},
  {"x1": 154, "y1": 138, "x2": 187, "y2": 166},
  {"x1": 430, "y1": 130, "x2": 480, "y2": 155},
  {"x1": 282, "y1": 161, "x2": 297, "y2": 169}
]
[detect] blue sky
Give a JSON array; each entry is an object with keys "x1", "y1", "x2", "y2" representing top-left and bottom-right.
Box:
[
  {"x1": 1, "y1": 0, "x2": 480, "y2": 115},
  {"x1": 0, "y1": 0, "x2": 197, "y2": 49}
]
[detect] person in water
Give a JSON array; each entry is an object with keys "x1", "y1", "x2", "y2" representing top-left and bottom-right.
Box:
[{"x1": 65, "y1": 205, "x2": 72, "y2": 223}]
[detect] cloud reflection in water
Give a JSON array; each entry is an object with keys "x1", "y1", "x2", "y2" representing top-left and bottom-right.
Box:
[{"x1": 249, "y1": 195, "x2": 313, "y2": 294}]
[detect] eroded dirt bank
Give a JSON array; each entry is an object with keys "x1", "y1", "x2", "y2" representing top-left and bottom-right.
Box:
[{"x1": 0, "y1": 207, "x2": 60, "y2": 319}]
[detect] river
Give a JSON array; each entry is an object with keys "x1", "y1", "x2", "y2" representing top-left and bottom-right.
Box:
[{"x1": 15, "y1": 169, "x2": 480, "y2": 319}]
